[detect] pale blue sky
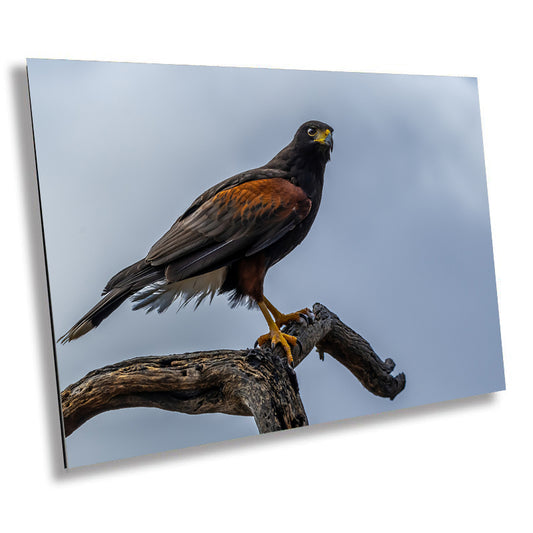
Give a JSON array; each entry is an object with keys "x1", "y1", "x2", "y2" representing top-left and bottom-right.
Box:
[{"x1": 27, "y1": 59, "x2": 505, "y2": 468}]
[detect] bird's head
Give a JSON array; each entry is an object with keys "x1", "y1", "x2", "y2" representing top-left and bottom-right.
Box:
[
  {"x1": 293, "y1": 120, "x2": 334, "y2": 157},
  {"x1": 265, "y1": 120, "x2": 334, "y2": 173}
]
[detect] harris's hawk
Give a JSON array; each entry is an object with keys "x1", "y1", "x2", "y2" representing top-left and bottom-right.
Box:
[{"x1": 59, "y1": 120, "x2": 334, "y2": 364}]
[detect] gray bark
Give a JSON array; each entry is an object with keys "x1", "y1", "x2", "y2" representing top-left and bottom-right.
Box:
[{"x1": 61, "y1": 303, "x2": 406, "y2": 436}]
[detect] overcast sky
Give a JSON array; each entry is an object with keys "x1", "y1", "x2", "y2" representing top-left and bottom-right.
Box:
[{"x1": 27, "y1": 59, "x2": 505, "y2": 468}]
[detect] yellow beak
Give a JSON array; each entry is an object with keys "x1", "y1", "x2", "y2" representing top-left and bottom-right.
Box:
[{"x1": 315, "y1": 128, "x2": 333, "y2": 147}]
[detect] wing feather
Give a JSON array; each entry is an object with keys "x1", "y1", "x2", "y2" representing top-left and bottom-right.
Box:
[{"x1": 146, "y1": 178, "x2": 311, "y2": 279}]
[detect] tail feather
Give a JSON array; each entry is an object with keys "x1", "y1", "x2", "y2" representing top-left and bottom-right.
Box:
[
  {"x1": 59, "y1": 256, "x2": 230, "y2": 344},
  {"x1": 58, "y1": 287, "x2": 132, "y2": 344},
  {"x1": 59, "y1": 258, "x2": 165, "y2": 344},
  {"x1": 102, "y1": 259, "x2": 163, "y2": 295}
]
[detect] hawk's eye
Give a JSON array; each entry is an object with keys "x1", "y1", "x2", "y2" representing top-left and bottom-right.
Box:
[{"x1": 307, "y1": 127, "x2": 317, "y2": 137}]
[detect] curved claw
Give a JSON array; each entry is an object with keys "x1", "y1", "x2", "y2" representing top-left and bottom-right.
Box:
[
  {"x1": 256, "y1": 330, "x2": 297, "y2": 365},
  {"x1": 256, "y1": 333, "x2": 271, "y2": 347},
  {"x1": 297, "y1": 310, "x2": 315, "y2": 326},
  {"x1": 303, "y1": 310, "x2": 315, "y2": 324},
  {"x1": 275, "y1": 308, "x2": 314, "y2": 328},
  {"x1": 295, "y1": 338, "x2": 303, "y2": 360}
]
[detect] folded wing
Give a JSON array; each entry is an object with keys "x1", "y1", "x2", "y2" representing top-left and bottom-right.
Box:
[{"x1": 146, "y1": 178, "x2": 312, "y2": 281}]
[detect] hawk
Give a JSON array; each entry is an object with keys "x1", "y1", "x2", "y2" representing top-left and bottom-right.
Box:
[{"x1": 59, "y1": 120, "x2": 334, "y2": 364}]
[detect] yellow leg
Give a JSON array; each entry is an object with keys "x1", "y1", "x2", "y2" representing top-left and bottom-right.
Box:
[
  {"x1": 263, "y1": 296, "x2": 312, "y2": 328},
  {"x1": 256, "y1": 301, "x2": 297, "y2": 364}
]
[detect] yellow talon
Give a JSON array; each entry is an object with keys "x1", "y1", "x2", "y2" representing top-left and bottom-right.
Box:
[
  {"x1": 263, "y1": 298, "x2": 312, "y2": 328},
  {"x1": 255, "y1": 298, "x2": 314, "y2": 365},
  {"x1": 256, "y1": 330, "x2": 297, "y2": 365},
  {"x1": 274, "y1": 308, "x2": 311, "y2": 328}
]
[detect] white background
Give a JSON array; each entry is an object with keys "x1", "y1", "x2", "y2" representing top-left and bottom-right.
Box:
[{"x1": 1, "y1": 1, "x2": 531, "y2": 531}]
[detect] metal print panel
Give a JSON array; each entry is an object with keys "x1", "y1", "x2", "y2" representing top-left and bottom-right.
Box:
[{"x1": 27, "y1": 59, "x2": 505, "y2": 468}]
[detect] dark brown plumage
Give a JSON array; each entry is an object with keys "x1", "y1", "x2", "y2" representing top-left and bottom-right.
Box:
[{"x1": 59, "y1": 120, "x2": 333, "y2": 363}]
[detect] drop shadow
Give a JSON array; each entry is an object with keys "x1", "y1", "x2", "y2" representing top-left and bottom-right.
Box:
[
  {"x1": 11, "y1": 63, "x2": 67, "y2": 475},
  {"x1": 62, "y1": 390, "x2": 499, "y2": 479}
]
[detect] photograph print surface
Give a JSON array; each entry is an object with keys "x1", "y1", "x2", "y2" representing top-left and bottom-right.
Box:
[{"x1": 27, "y1": 59, "x2": 505, "y2": 468}]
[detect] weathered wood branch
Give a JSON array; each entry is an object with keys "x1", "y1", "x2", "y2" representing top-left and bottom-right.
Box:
[{"x1": 61, "y1": 303, "x2": 406, "y2": 437}]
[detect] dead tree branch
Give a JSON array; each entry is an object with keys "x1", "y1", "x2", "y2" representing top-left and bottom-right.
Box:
[{"x1": 61, "y1": 303, "x2": 406, "y2": 437}]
